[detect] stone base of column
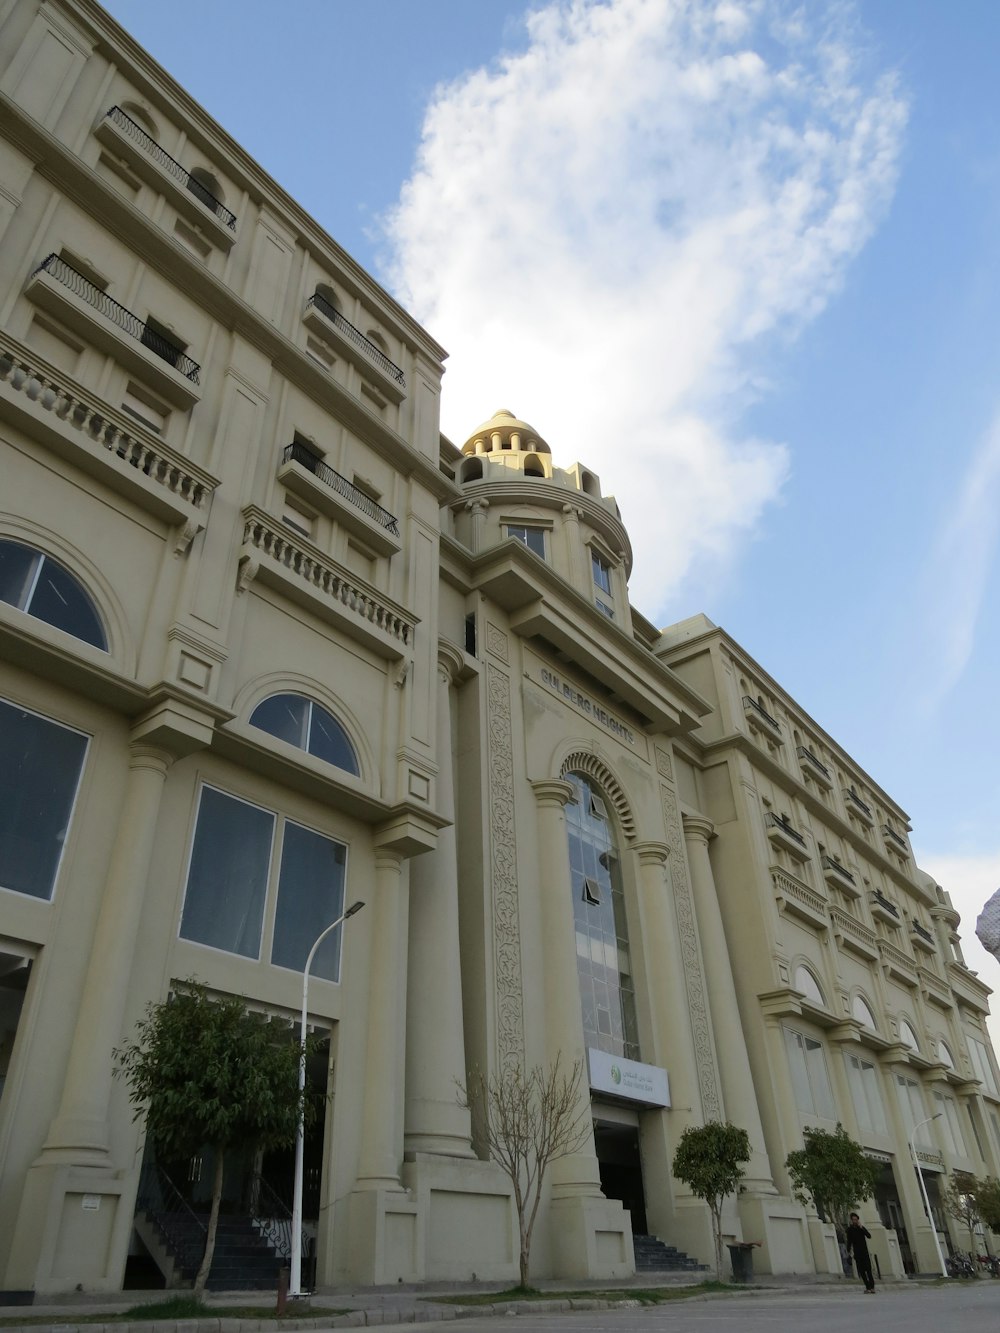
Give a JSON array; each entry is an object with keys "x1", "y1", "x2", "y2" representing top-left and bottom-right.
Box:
[
  {"x1": 804, "y1": 1215, "x2": 841, "y2": 1275},
  {"x1": 736, "y1": 1192, "x2": 811, "y2": 1276},
  {"x1": 657, "y1": 1197, "x2": 717, "y2": 1275},
  {"x1": 4, "y1": 1164, "x2": 132, "y2": 1294},
  {"x1": 339, "y1": 1186, "x2": 420, "y2": 1285},
  {"x1": 401, "y1": 1154, "x2": 518, "y2": 1283},
  {"x1": 549, "y1": 1193, "x2": 634, "y2": 1280}
]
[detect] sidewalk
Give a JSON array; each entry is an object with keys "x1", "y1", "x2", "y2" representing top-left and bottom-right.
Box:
[{"x1": 0, "y1": 1273, "x2": 923, "y2": 1333}]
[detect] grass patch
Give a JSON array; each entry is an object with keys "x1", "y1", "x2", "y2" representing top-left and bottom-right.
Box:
[
  {"x1": 0, "y1": 1296, "x2": 350, "y2": 1326},
  {"x1": 427, "y1": 1279, "x2": 735, "y2": 1307}
]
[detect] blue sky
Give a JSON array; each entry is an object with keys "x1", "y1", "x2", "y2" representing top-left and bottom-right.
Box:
[{"x1": 101, "y1": 0, "x2": 1000, "y2": 1005}]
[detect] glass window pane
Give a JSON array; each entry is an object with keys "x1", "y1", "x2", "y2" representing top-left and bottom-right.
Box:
[
  {"x1": 308, "y1": 705, "x2": 359, "y2": 775},
  {"x1": 0, "y1": 541, "x2": 39, "y2": 610},
  {"x1": 784, "y1": 1028, "x2": 813, "y2": 1113},
  {"x1": 805, "y1": 1036, "x2": 836, "y2": 1118},
  {"x1": 180, "y1": 787, "x2": 272, "y2": 958},
  {"x1": 271, "y1": 822, "x2": 347, "y2": 982},
  {"x1": 28, "y1": 558, "x2": 106, "y2": 649},
  {"x1": 0, "y1": 700, "x2": 88, "y2": 900},
  {"x1": 250, "y1": 694, "x2": 309, "y2": 749}
]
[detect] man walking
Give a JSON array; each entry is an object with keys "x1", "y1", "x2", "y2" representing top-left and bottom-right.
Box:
[{"x1": 846, "y1": 1212, "x2": 876, "y2": 1293}]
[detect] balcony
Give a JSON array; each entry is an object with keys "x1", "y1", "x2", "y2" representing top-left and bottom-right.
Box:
[
  {"x1": 743, "y1": 694, "x2": 782, "y2": 742},
  {"x1": 882, "y1": 824, "x2": 909, "y2": 858},
  {"x1": 919, "y1": 966, "x2": 953, "y2": 1010},
  {"x1": 765, "y1": 811, "x2": 810, "y2": 862},
  {"x1": 843, "y1": 786, "x2": 874, "y2": 826},
  {"x1": 95, "y1": 107, "x2": 237, "y2": 248},
  {"x1": 822, "y1": 855, "x2": 861, "y2": 899},
  {"x1": 877, "y1": 938, "x2": 918, "y2": 987},
  {"x1": 772, "y1": 867, "x2": 828, "y2": 929},
  {"x1": 869, "y1": 889, "x2": 901, "y2": 927},
  {"x1": 830, "y1": 907, "x2": 879, "y2": 961},
  {"x1": 796, "y1": 744, "x2": 832, "y2": 789},
  {"x1": 909, "y1": 920, "x2": 936, "y2": 954},
  {"x1": 26, "y1": 255, "x2": 201, "y2": 408},
  {"x1": 278, "y1": 442, "x2": 401, "y2": 556},
  {"x1": 302, "y1": 294, "x2": 406, "y2": 403},
  {"x1": 237, "y1": 506, "x2": 414, "y2": 659},
  {"x1": 947, "y1": 962, "x2": 991, "y2": 1014},
  {"x1": 0, "y1": 330, "x2": 217, "y2": 528}
]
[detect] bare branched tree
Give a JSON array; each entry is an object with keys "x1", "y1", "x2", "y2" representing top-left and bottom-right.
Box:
[{"x1": 459, "y1": 1055, "x2": 592, "y2": 1289}]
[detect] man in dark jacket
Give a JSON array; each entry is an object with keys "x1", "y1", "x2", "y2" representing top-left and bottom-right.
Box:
[{"x1": 846, "y1": 1212, "x2": 875, "y2": 1292}]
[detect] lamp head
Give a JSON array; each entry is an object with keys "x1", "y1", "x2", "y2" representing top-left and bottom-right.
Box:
[{"x1": 344, "y1": 900, "x2": 365, "y2": 919}]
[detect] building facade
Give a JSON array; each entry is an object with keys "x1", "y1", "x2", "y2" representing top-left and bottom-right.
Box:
[{"x1": 0, "y1": 0, "x2": 998, "y2": 1297}]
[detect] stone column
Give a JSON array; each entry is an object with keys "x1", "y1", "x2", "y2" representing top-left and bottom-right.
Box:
[
  {"x1": 631, "y1": 842, "x2": 702, "y2": 1127},
  {"x1": 356, "y1": 848, "x2": 409, "y2": 1191},
  {"x1": 39, "y1": 742, "x2": 173, "y2": 1164},
  {"x1": 682, "y1": 815, "x2": 774, "y2": 1192},
  {"x1": 530, "y1": 779, "x2": 602, "y2": 1199},
  {"x1": 561, "y1": 504, "x2": 586, "y2": 592},
  {"x1": 467, "y1": 499, "x2": 489, "y2": 554},
  {"x1": 404, "y1": 651, "x2": 474, "y2": 1157}
]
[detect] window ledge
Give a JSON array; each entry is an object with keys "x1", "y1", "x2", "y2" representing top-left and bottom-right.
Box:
[
  {"x1": 94, "y1": 114, "x2": 237, "y2": 251},
  {"x1": 25, "y1": 267, "x2": 202, "y2": 409}
]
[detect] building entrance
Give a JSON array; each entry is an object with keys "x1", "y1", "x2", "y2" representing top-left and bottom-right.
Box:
[{"x1": 593, "y1": 1116, "x2": 647, "y2": 1234}]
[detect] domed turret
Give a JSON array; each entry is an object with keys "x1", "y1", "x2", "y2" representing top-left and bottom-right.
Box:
[{"x1": 461, "y1": 409, "x2": 551, "y2": 457}]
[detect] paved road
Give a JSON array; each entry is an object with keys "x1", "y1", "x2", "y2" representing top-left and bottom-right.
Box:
[{"x1": 398, "y1": 1282, "x2": 998, "y2": 1333}]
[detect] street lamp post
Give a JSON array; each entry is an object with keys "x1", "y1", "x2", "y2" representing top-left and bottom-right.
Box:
[
  {"x1": 289, "y1": 899, "x2": 365, "y2": 1298},
  {"x1": 908, "y1": 1111, "x2": 948, "y2": 1277}
]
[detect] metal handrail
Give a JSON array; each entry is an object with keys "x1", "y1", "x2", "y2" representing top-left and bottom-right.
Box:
[
  {"x1": 305, "y1": 293, "x2": 406, "y2": 386},
  {"x1": 911, "y1": 920, "x2": 935, "y2": 943},
  {"x1": 872, "y1": 889, "x2": 900, "y2": 918},
  {"x1": 796, "y1": 745, "x2": 830, "y2": 778},
  {"x1": 136, "y1": 1161, "x2": 207, "y2": 1276},
  {"x1": 766, "y1": 811, "x2": 806, "y2": 846},
  {"x1": 743, "y1": 695, "x2": 780, "y2": 730},
  {"x1": 844, "y1": 787, "x2": 873, "y2": 817},
  {"x1": 33, "y1": 254, "x2": 201, "y2": 382},
  {"x1": 822, "y1": 855, "x2": 856, "y2": 885},
  {"x1": 882, "y1": 823, "x2": 908, "y2": 849},
  {"x1": 247, "y1": 1173, "x2": 304, "y2": 1263},
  {"x1": 105, "y1": 106, "x2": 237, "y2": 229},
  {"x1": 282, "y1": 442, "x2": 400, "y2": 534}
]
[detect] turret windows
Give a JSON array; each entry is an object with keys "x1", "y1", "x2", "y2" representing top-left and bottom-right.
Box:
[
  {"x1": 592, "y1": 552, "x2": 612, "y2": 595},
  {"x1": 506, "y1": 524, "x2": 545, "y2": 558}
]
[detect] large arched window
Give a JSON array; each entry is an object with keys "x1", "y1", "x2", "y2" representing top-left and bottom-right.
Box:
[
  {"x1": 565, "y1": 771, "x2": 639, "y2": 1061},
  {"x1": 794, "y1": 965, "x2": 826, "y2": 1007},
  {"x1": 852, "y1": 995, "x2": 878, "y2": 1031},
  {"x1": 0, "y1": 540, "x2": 106, "y2": 650},
  {"x1": 249, "y1": 693, "x2": 359, "y2": 775}
]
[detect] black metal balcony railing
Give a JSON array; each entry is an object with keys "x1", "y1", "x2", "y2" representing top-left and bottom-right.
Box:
[
  {"x1": 104, "y1": 106, "x2": 237, "y2": 230},
  {"x1": 882, "y1": 823, "x2": 908, "y2": 850},
  {"x1": 33, "y1": 254, "x2": 201, "y2": 383},
  {"x1": 911, "y1": 921, "x2": 935, "y2": 944},
  {"x1": 872, "y1": 889, "x2": 900, "y2": 918},
  {"x1": 282, "y1": 442, "x2": 400, "y2": 535},
  {"x1": 822, "y1": 855, "x2": 856, "y2": 885},
  {"x1": 306, "y1": 293, "x2": 406, "y2": 387},
  {"x1": 743, "y1": 695, "x2": 780, "y2": 731},
  {"x1": 796, "y1": 745, "x2": 830, "y2": 779},
  {"x1": 766, "y1": 811, "x2": 806, "y2": 846},
  {"x1": 844, "y1": 787, "x2": 873, "y2": 818}
]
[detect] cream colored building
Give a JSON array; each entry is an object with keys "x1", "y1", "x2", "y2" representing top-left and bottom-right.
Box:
[{"x1": 0, "y1": 0, "x2": 998, "y2": 1299}]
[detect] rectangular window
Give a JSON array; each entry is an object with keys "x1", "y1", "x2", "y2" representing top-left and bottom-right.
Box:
[
  {"x1": 969, "y1": 1038, "x2": 1000, "y2": 1098},
  {"x1": 179, "y1": 787, "x2": 274, "y2": 958},
  {"x1": 506, "y1": 524, "x2": 546, "y2": 558},
  {"x1": 270, "y1": 822, "x2": 347, "y2": 982},
  {"x1": 895, "y1": 1074, "x2": 931, "y2": 1144},
  {"x1": 845, "y1": 1053, "x2": 888, "y2": 1137},
  {"x1": 784, "y1": 1028, "x2": 836, "y2": 1119},
  {"x1": 968, "y1": 1104, "x2": 985, "y2": 1160},
  {"x1": 933, "y1": 1091, "x2": 967, "y2": 1157},
  {"x1": 0, "y1": 699, "x2": 88, "y2": 901},
  {"x1": 595, "y1": 599, "x2": 615, "y2": 619},
  {"x1": 592, "y1": 551, "x2": 612, "y2": 595}
]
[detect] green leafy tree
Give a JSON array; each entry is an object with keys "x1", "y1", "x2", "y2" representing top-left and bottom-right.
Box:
[
  {"x1": 672, "y1": 1121, "x2": 752, "y2": 1278},
  {"x1": 785, "y1": 1123, "x2": 879, "y2": 1232},
  {"x1": 943, "y1": 1173, "x2": 983, "y2": 1256},
  {"x1": 459, "y1": 1055, "x2": 591, "y2": 1290},
  {"x1": 977, "y1": 1176, "x2": 1000, "y2": 1233},
  {"x1": 116, "y1": 984, "x2": 320, "y2": 1293}
]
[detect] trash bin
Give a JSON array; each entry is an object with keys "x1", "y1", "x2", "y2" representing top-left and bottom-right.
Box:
[{"x1": 728, "y1": 1242, "x2": 755, "y2": 1283}]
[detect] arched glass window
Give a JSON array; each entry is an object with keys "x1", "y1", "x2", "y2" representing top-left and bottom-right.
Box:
[
  {"x1": 900, "y1": 1019, "x2": 920, "y2": 1052},
  {"x1": 0, "y1": 540, "x2": 106, "y2": 650},
  {"x1": 565, "y1": 771, "x2": 639, "y2": 1061},
  {"x1": 938, "y1": 1040, "x2": 955, "y2": 1070},
  {"x1": 794, "y1": 965, "x2": 826, "y2": 1007},
  {"x1": 250, "y1": 694, "x2": 359, "y2": 775},
  {"x1": 852, "y1": 995, "x2": 878, "y2": 1030}
]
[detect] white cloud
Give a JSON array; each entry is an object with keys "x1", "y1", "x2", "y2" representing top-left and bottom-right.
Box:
[
  {"x1": 914, "y1": 410, "x2": 1000, "y2": 709},
  {"x1": 382, "y1": 0, "x2": 906, "y2": 618},
  {"x1": 918, "y1": 849, "x2": 1000, "y2": 1053}
]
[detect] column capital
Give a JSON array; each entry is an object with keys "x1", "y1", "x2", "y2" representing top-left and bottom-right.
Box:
[
  {"x1": 126, "y1": 743, "x2": 174, "y2": 778},
  {"x1": 437, "y1": 641, "x2": 468, "y2": 687},
  {"x1": 632, "y1": 840, "x2": 671, "y2": 867},
  {"x1": 465, "y1": 497, "x2": 490, "y2": 514},
  {"x1": 681, "y1": 813, "x2": 715, "y2": 845},
  {"x1": 531, "y1": 778, "x2": 576, "y2": 809},
  {"x1": 561, "y1": 503, "x2": 583, "y2": 520}
]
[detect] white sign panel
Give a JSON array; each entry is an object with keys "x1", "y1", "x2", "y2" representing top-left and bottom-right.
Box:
[{"x1": 588, "y1": 1048, "x2": 670, "y2": 1107}]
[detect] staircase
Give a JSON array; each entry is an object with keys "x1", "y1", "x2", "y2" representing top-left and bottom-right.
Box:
[{"x1": 633, "y1": 1234, "x2": 708, "y2": 1272}]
